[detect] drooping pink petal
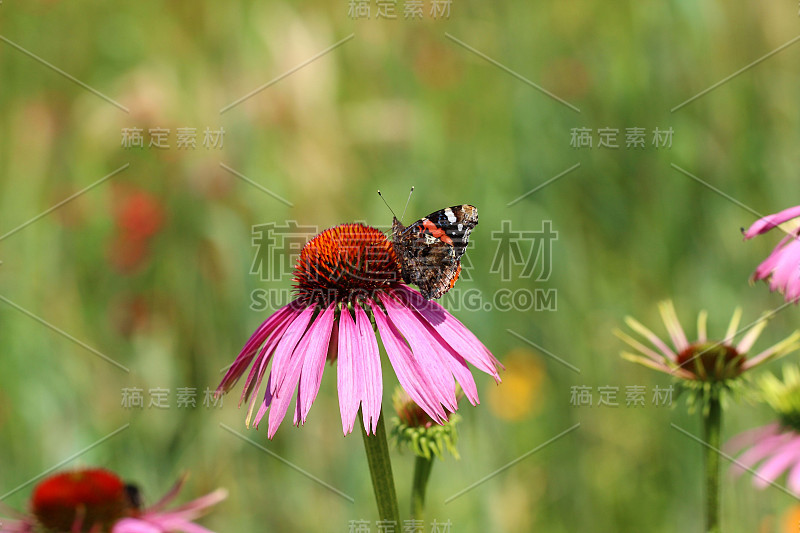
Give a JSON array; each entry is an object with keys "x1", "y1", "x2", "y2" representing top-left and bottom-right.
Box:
[
  {"x1": 297, "y1": 304, "x2": 336, "y2": 424},
  {"x1": 743, "y1": 205, "x2": 800, "y2": 239},
  {"x1": 752, "y1": 233, "x2": 796, "y2": 281},
  {"x1": 114, "y1": 484, "x2": 226, "y2": 533},
  {"x1": 218, "y1": 300, "x2": 303, "y2": 393},
  {"x1": 240, "y1": 310, "x2": 296, "y2": 410},
  {"x1": 380, "y1": 293, "x2": 458, "y2": 413},
  {"x1": 395, "y1": 286, "x2": 501, "y2": 380},
  {"x1": 762, "y1": 238, "x2": 800, "y2": 302},
  {"x1": 354, "y1": 305, "x2": 382, "y2": 434},
  {"x1": 385, "y1": 291, "x2": 479, "y2": 405},
  {"x1": 336, "y1": 308, "x2": 360, "y2": 435},
  {"x1": 768, "y1": 240, "x2": 800, "y2": 289},
  {"x1": 725, "y1": 423, "x2": 780, "y2": 456},
  {"x1": 787, "y1": 456, "x2": 800, "y2": 494},
  {"x1": 252, "y1": 374, "x2": 273, "y2": 428},
  {"x1": 753, "y1": 435, "x2": 800, "y2": 489},
  {"x1": 267, "y1": 304, "x2": 338, "y2": 438},
  {"x1": 371, "y1": 301, "x2": 446, "y2": 423},
  {"x1": 268, "y1": 306, "x2": 316, "y2": 395},
  {"x1": 112, "y1": 519, "x2": 161, "y2": 533},
  {"x1": 733, "y1": 431, "x2": 795, "y2": 473}
]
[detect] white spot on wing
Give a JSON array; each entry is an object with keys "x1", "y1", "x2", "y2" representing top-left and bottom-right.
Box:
[{"x1": 444, "y1": 208, "x2": 457, "y2": 224}]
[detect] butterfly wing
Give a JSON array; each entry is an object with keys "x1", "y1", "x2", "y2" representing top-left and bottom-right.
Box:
[{"x1": 392, "y1": 205, "x2": 478, "y2": 299}]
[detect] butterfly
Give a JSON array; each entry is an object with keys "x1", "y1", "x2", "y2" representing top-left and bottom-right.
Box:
[{"x1": 391, "y1": 205, "x2": 478, "y2": 300}]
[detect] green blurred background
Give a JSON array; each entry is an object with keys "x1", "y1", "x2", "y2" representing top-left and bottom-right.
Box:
[{"x1": 2, "y1": 1, "x2": 800, "y2": 531}]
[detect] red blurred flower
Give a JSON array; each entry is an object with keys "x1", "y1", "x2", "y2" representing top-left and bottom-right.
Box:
[
  {"x1": 107, "y1": 187, "x2": 165, "y2": 274},
  {"x1": 0, "y1": 468, "x2": 225, "y2": 533}
]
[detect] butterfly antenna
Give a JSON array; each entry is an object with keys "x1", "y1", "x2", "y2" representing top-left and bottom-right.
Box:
[
  {"x1": 377, "y1": 190, "x2": 398, "y2": 219},
  {"x1": 400, "y1": 186, "x2": 414, "y2": 223}
]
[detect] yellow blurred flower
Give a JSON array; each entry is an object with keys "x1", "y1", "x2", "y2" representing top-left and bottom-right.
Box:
[
  {"x1": 782, "y1": 504, "x2": 800, "y2": 532},
  {"x1": 488, "y1": 348, "x2": 545, "y2": 421}
]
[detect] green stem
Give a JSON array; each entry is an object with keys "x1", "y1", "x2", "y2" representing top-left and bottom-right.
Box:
[
  {"x1": 703, "y1": 393, "x2": 722, "y2": 533},
  {"x1": 411, "y1": 455, "x2": 434, "y2": 520},
  {"x1": 360, "y1": 410, "x2": 400, "y2": 525}
]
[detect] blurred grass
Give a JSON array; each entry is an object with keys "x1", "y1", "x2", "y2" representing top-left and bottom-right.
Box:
[{"x1": 2, "y1": 1, "x2": 800, "y2": 531}]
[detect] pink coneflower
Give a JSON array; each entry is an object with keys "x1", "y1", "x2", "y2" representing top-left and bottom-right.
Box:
[
  {"x1": 728, "y1": 366, "x2": 800, "y2": 494},
  {"x1": 0, "y1": 468, "x2": 226, "y2": 533},
  {"x1": 743, "y1": 204, "x2": 800, "y2": 303},
  {"x1": 615, "y1": 300, "x2": 800, "y2": 383},
  {"x1": 217, "y1": 223, "x2": 501, "y2": 438},
  {"x1": 618, "y1": 302, "x2": 800, "y2": 531}
]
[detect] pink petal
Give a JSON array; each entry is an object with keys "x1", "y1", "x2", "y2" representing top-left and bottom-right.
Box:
[
  {"x1": 371, "y1": 301, "x2": 446, "y2": 423},
  {"x1": 252, "y1": 374, "x2": 273, "y2": 428},
  {"x1": 268, "y1": 305, "x2": 315, "y2": 395},
  {"x1": 725, "y1": 423, "x2": 780, "y2": 456},
  {"x1": 743, "y1": 205, "x2": 800, "y2": 239},
  {"x1": 217, "y1": 300, "x2": 303, "y2": 393},
  {"x1": 753, "y1": 233, "x2": 796, "y2": 281},
  {"x1": 336, "y1": 309, "x2": 360, "y2": 435},
  {"x1": 297, "y1": 304, "x2": 336, "y2": 424},
  {"x1": 753, "y1": 435, "x2": 800, "y2": 489},
  {"x1": 787, "y1": 455, "x2": 800, "y2": 494},
  {"x1": 380, "y1": 293, "x2": 458, "y2": 412},
  {"x1": 734, "y1": 431, "x2": 795, "y2": 473},
  {"x1": 385, "y1": 292, "x2": 479, "y2": 405},
  {"x1": 112, "y1": 519, "x2": 161, "y2": 533},
  {"x1": 240, "y1": 310, "x2": 296, "y2": 410},
  {"x1": 354, "y1": 305, "x2": 382, "y2": 434},
  {"x1": 395, "y1": 286, "x2": 501, "y2": 380},
  {"x1": 267, "y1": 307, "x2": 333, "y2": 439}
]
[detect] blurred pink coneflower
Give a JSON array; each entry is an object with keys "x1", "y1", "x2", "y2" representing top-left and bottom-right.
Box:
[
  {"x1": 744, "y1": 205, "x2": 800, "y2": 303},
  {"x1": 0, "y1": 468, "x2": 225, "y2": 533}
]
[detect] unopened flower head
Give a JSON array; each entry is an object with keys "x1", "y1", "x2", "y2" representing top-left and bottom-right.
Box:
[
  {"x1": 743, "y1": 204, "x2": 800, "y2": 303},
  {"x1": 0, "y1": 468, "x2": 226, "y2": 533},
  {"x1": 217, "y1": 223, "x2": 502, "y2": 438},
  {"x1": 391, "y1": 387, "x2": 461, "y2": 460},
  {"x1": 728, "y1": 366, "x2": 800, "y2": 494},
  {"x1": 615, "y1": 300, "x2": 800, "y2": 384}
]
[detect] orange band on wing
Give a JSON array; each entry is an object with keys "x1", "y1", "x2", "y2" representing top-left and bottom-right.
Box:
[
  {"x1": 422, "y1": 219, "x2": 454, "y2": 245},
  {"x1": 449, "y1": 263, "x2": 461, "y2": 288}
]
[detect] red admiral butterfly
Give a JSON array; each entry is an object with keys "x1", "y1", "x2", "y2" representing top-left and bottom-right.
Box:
[{"x1": 391, "y1": 204, "x2": 478, "y2": 300}]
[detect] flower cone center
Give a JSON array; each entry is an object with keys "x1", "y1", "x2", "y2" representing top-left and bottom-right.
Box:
[
  {"x1": 32, "y1": 470, "x2": 131, "y2": 532},
  {"x1": 676, "y1": 342, "x2": 744, "y2": 381},
  {"x1": 293, "y1": 224, "x2": 401, "y2": 307}
]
